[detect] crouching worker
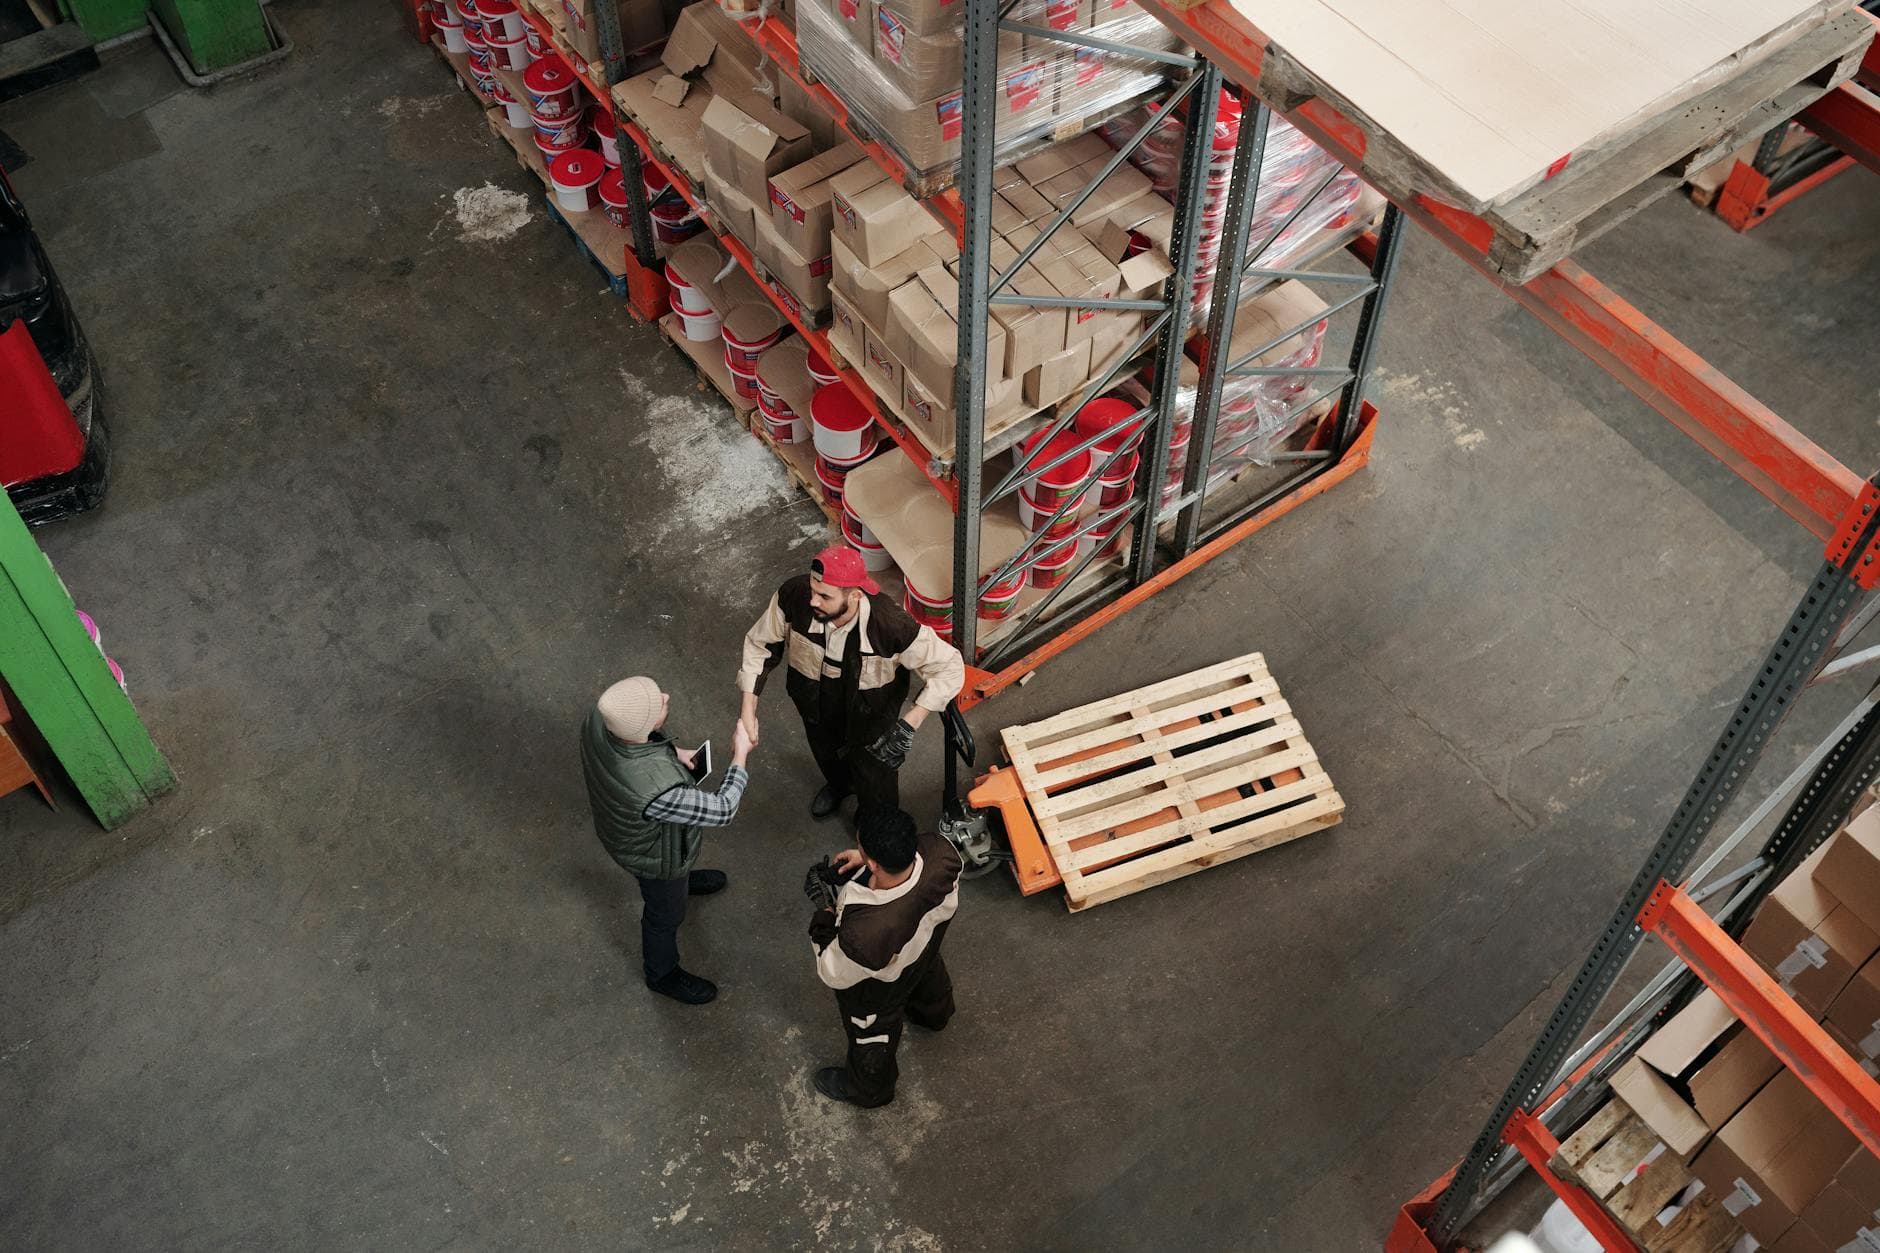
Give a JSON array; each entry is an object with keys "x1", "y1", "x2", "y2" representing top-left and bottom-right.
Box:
[{"x1": 803, "y1": 803, "x2": 962, "y2": 1107}]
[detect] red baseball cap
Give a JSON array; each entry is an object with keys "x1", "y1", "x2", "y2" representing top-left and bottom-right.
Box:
[{"x1": 811, "y1": 545, "x2": 880, "y2": 595}]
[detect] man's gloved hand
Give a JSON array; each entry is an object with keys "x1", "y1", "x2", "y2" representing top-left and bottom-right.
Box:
[
  {"x1": 803, "y1": 858, "x2": 838, "y2": 911},
  {"x1": 867, "y1": 718, "x2": 916, "y2": 770}
]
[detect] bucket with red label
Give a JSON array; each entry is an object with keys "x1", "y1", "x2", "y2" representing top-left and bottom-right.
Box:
[
  {"x1": 1084, "y1": 518, "x2": 1127, "y2": 561},
  {"x1": 598, "y1": 166, "x2": 627, "y2": 228},
  {"x1": 437, "y1": 9, "x2": 467, "y2": 51},
  {"x1": 807, "y1": 348, "x2": 840, "y2": 388},
  {"x1": 721, "y1": 304, "x2": 784, "y2": 374},
  {"x1": 651, "y1": 198, "x2": 701, "y2": 244},
  {"x1": 818, "y1": 428, "x2": 879, "y2": 471},
  {"x1": 487, "y1": 28, "x2": 531, "y2": 70},
  {"x1": 531, "y1": 102, "x2": 587, "y2": 151},
  {"x1": 811, "y1": 384, "x2": 873, "y2": 462},
  {"x1": 1074, "y1": 396, "x2": 1148, "y2": 457},
  {"x1": 589, "y1": 107, "x2": 620, "y2": 166},
  {"x1": 465, "y1": 32, "x2": 493, "y2": 74},
  {"x1": 758, "y1": 392, "x2": 807, "y2": 444},
  {"x1": 976, "y1": 568, "x2": 1026, "y2": 622},
  {"x1": 904, "y1": 580, "x2": 952, "y2": 630},
  {"x1": 523, "y1": 19, "x2": 546, "y2": 55},
  {"x1": 548, "y1": 150, "x2": 604, "y2": 213},
  {"x1": 1028, "y1": 540, "x2": 1078, "y2": 590},
  {"x1": 490, "y1": 79, "x2": 530, "y2": 129},
  {"x1": 1018, "y1": 485, "x2": 1082, "y2": 540},
  {"x1": 727, "y1": 363, "x2": 761, "y2": 403},
  {"x1": 643, "y1": 162, "x2": 671, "y2": 204},
  {"x1": 815, "y1": 457, "x2": 848, "y2": 510},
  {"x1": 840, "y1": 513, "x2": 894, "y2": 572},
  {"x1": 524, "y1": 56, "x2": 578, "y2": 117},
  {"x1": 1016, "y1": 427, "x2": 1094, "y2": 513},
  {"x1": 477, "y1": 0, "x2": 524, "y2": 39}
]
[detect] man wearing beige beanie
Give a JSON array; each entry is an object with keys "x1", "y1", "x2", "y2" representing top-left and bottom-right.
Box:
[{"x1": 581, "y1": 676, "x2": 756, "y2": 1005}]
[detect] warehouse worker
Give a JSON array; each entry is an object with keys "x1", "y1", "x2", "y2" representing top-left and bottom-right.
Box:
[
  {"x1": 803, "y1": 803, "x2": 962, "y2": 1108},
  {"x1": 580, "y1": 676, "x2": 756, "y2": 1006},
  {"x1": 737, "y1": 546, "x2": 964, "y2": 819}
]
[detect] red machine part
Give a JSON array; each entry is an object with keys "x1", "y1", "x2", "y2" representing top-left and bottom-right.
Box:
[{"x1": 0, "y1": 320, "x2": 84, "y2": 487}]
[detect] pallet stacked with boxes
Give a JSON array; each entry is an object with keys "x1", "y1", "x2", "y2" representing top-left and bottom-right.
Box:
[{"x1": 1592, "y1": 799, "x2": 1880, "y2": 1252}]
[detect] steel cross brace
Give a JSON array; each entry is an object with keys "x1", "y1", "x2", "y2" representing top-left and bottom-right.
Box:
[{"x1": 1424, "y1": 475, "x2": 1880, "y2": 1246}]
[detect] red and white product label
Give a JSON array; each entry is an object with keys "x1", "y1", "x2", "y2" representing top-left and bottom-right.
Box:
[
  {"x1": 834, "y1": 195, "x2": 857, "y2": 228},
  {"x1": 1074, "y1": 47, "x2": 1102, "y2": 86},
  {"x1": 770, "y1": 282, "x2": 803, "y2": 317},
  {"x1": 834, "y1": 306, "x2": 855, "y2": 340},
  {"x1": 935, "y1": 92, "x2": 963, "y2": 141},
  {"x1": 1005, "y1": 61, "x2": 1045, "y2": 110},
  {"x1": 1046, "y1": 0, "x2": 1078, "y2": 29},
  {"x1": 771, "y1": 187, "x2": 804, "y2": 222},
  {"x1": 867, "y1": 344, "x2": 892, "y2": 373},
  {"x1": 875, "y1": 7, "x2": 908, "y2": 64},
  {"x1": 908, "y1": 394, "x2": 933, "y2": 422},
  {"x1": 838, "y1": 0, "x2": 859, "y2": 21},
  {"x1": 811, "y1": 254, "x2": 833, "y2": 276},
  {"x1": 1075, "y1": 306, "x2": 1096, "y2": 324}
]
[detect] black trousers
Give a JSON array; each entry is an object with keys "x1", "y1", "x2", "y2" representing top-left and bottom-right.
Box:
[
  {"x1": 634, "y1": 873, "x2": 689, "y2": 981},
  {"x1": 803, "y1": 678, "x2": 899, "y2": 811},
  {"x1": 833, "y1": 934, "x2": 955, "y2": 1105}
]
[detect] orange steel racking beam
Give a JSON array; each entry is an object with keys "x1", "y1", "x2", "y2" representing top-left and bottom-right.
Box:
[{"x1": 1133, "y1": 0, "x2": 1873, "y2": 539}]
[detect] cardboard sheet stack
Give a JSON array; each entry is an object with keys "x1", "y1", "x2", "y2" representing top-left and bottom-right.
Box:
[
  {"x1": 1609, "y1": 798, "x2": 1880, "y2": 1252},
  {"x1": 796, "y1": 0, "x2": 1182, "y2": 182}
]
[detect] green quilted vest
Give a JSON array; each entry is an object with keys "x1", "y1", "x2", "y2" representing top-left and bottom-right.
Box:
[{"x1": 580, "y1": 710, "x2": 700, "y2": 881}]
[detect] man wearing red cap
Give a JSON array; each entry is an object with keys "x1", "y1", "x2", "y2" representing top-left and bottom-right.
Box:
[{"x1": 738, "y1": 546, "x2": 964, "y2": 817}]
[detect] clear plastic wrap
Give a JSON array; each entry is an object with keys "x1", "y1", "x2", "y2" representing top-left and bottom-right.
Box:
[
  {"x1": 796, "y1": 0, "x2": 1181, "y2": 182},
  {"x1": 1100, "y1": 98, "x2": 1361, "y2": 318}
]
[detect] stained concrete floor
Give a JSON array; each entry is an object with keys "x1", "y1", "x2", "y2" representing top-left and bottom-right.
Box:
[{"x1": 3, "y1": 2, "x2": 1879, "y2": 1247}]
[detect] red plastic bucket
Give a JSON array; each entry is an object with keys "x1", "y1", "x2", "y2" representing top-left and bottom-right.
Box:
[
  {"x1": 811, "y1": 384, "x2": 872, "y2": 461},
  {"x1": 976, "y1": 568, "x2": 1026, "y2": 621},
  {"x1": 643, "y1": 162, "x2": 671, "y2": 202},
  {"x1": 523, "y1": 56, "x2": 578, "y2": 118},
  {"x1": 652, "y1": 199, "x2": 700, "y2": 244},
  {"x1": 478, "y1": 0, "x2": 523, "y2": 39},
  {"x1": 722, "y1": 304, "x2": 784, "y2": 373},
  {"x1": 1016, "y1": 427, "x2": 1093, "y2": 511},
  {"x1": 523, "y1": 20, "x2": 546, "y2": 55},
  {"x1": 1075, "y1": 396, "x2": 1148, "y2": 456},
  {"x1": 589, "y1": 107, "x2": 619, "y2": 166},
  {"x1": 1018, "y1": 486, "x2": 1081, "y2": 539},
  {"x1": 814, "y1": 457, "x2": 847, "y2": 509},
  {"x1": 726, "y1": 363, "x2": 761, "y2": 402},
  {"x1": 665, "y1": 258, "x2": 711, "y2": 316},
  {"x1": 1085, "y1": 520, "x2": 1126, "y2": 560},
  {"x1": 1029, "y1": 541, "x2": 1078, "y2": 590},
  {"x1": 903, "y1": 581, "x2": 952, "y2": 628},
  {"x1": 531, "y1": 104, "x2": 587, "y2": 151},
  {"x1": 807, "y1": 349, "x2": 840, "y2": 388},
  {"x1": 548, "y1": 149, "x2": 604, "y2": 212},
  {"x1": 598, "y1": 166, "x2": 627, "y2": 228},
  {"x1": 840, "y1": 513, "x2": 893, "y2": 571},
  {"x1": 758, "y1": 393, "x2": 807, "y2": 444},
  {"x1": 487, "y1": 28, "x2": 531, "y2": 70}
]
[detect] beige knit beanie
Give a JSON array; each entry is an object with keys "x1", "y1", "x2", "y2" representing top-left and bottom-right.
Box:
[{"x1": 598, "y1": 677, "x2": 662, "y2": 743}]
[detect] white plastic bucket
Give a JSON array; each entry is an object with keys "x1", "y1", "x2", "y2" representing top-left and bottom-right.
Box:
[
  {"x1": 487, "y1": 30, "x2": 531, "y2": 70},
  {"x1": 811, "y1": 384, "x2": 872, "y2": 462},
  {"x1": 666, "y1": 265, "x2": 711, "y2": 316},
  {"x1": 549, "y1": 150, "x2": 604, "y2": 212},
  {"x1": 437, "y1": 12, "x2": 467, "y2": 51},
  {"x1": 677, "y1": 306, "x2": 721, "y2": 342}
]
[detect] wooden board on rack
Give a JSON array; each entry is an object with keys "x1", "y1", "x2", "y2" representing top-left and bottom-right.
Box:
[
  {"x1": 999, "y1": 650, "x2": 1343, "y2": 911},
  {"x1": 1551, "y1": 1099, "x2": 1742, "y2": 1253},
  {"x1": 484, "y1": 110, "x2": 632, "y2": 280}
]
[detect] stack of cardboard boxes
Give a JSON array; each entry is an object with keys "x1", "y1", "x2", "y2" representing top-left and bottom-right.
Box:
[
  {"x1": 796, "y1": 0, "x2": 1180, "y2": 180},
  {"x1": 558, "y1": 0, "x2": 678, "y2": 63},
  {"x1": 1609, "y1": 801, "x2": 1880, "y2": 1252}
]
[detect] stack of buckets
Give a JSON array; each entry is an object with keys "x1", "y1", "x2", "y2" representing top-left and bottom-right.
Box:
[
  {"x1": 643, "y1": 164, "x2": 702, "y2": 246},
  {"x1": 666, "y1": 239, "x2": 723, "y2": 341},
  {"x1": 1075, "y1": 398, "x2": 1149, "y2": 556},
  {"x1": 810, "y1": 383, "x2": 878, "y2": 515},
  {"x1": 755, "y1": 341, "x2": 811, "y2": 445},
  {"x1": 721, "y1": 305, "x2": 785, "y2": 404}
]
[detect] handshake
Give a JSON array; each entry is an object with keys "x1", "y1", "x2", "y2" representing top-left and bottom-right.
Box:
[{"x1": 802, "y1": 849, "x2": 865, "y2": 911}]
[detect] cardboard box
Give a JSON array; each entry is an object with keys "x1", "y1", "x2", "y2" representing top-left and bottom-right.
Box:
[
  {"x1": 1767, "y1": 1223, "x2": 1835, "y2": 1253},
  {"x1": 1744, "y1": 836, "x2": 1880, "y2": 1017},
  {"x1": 1828, "y1": 953, "x2": 1880, "y2": 1072},
  {"x1": 768, "y1": 144, "x2": 866, "y2": 258},
  {"x1": 829, "y1": 0, "x2": 876, "y2": 51},
  {"x1": 1002, "y1": 181, "x2": 1057, "y2": 225},
  {"x1": 701, "y1": 164, "x2": 760, "y2": 244},
  {"x1": 1014, "y1": 132, "x2": 1113, "y2": 185},
  {"x1": 978, "y1": 235, "x2": 1068, "y2": 376},
  {"x1": 1024, "y1": 337, "x2": 1092, "y2": 409},
  {"x1": 902, "y1": 369, "x2": 1023, "y2": 455},
  {"x1": 662, "y1": 1, "x2": 773, "y2": 101},
  {"x1": 1691, "y1": 1069, "x2": 1860, "y2": 1248},
  {"x1": 1821, "y1": 807, "x2": 1880, "y2": 935},
  {"x1": 829, "y1": 288, "x2": 865, "y2": 362},
  {"x1": 829, "y1": 163, "x2": 944, "y2": 267},
  {"x1": 564, "y1": 0, "x2": 667, "y2": 62},
  {"x1": 1219, "y1": 279, "x2": 1330, "y2": 371},
  {"x1": 830, "y1": 234, "x2": 957, "y2": 329},
  {"x1": 616, "y1": 68, "x2": 716, "y2": 179},
  {"x1": 1798, "y1": 1149, "x2": 1880, "y2": 1250},
  {"x1": 868, "y1": 0, "x2": 957, "y2": 35},
  {"x1": 778, "y1": 74, "x2": 841, "y2": 151},
  {"x1": 1607, "y1": 987, "x2": 1781, "y2": 1158},
  {"x1": 1067, "y1": 163, "x2": 1155, "y2": 228},
  {"x1": 860, "y1": 321, "x2": 905, "y2": 400},
  {"x1": 700, "y1": 95, "x2": 815, "y2": 214},
  {"x1": 752, "y1": 211, "x2": 833, "y2": 314},
  {"x1": 871, "y1": 12, "x2": 959, "y2": 103},
  {"x1": 884, "y1": 266, "x2": 1007, "y2": 406},
  {"x1": 849, "y1": 61, "x2": 1056, "y2": 174}
]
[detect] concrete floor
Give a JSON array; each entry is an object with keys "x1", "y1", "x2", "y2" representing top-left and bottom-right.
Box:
[{"x1": 3, "y1": 3, "x2": 1878, "y2": 1247}]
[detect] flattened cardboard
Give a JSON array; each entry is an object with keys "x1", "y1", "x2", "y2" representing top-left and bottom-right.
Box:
[
  {"x1": 1744, "y1": 836, "x2": 1880, "y2": 1017},
  {"x1": 841, "y1": 453, "x2": 1029, "y2": 600},
  {"x1": 651, "y1": 73, "x2": 692, "y2": 105},
  {"x1": 1821, "y1": 806, "x2": 1880, "y2": 935},
  {"x1": 661, "y1": 0, "x2": 770, "y2": 101},
  {"x1": 756, "y1": 336, "x2": 817, "y2": 420},
  {"x1": 618, "y1": 67, "x2": 717, "y2": 177},
  {"x1": 1691, "y1": 1069, "x2": 1860, "y2": 1247}
]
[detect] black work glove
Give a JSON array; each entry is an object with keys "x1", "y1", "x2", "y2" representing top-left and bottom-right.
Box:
[
  {"x1": 867, "y1": 718, "x2": 916, "y2": 770},
  {"x1": 808, "y1": 907, "x2": 838, "y2": 949},
  {"x1": 804, "y1": 858, "x2": 838, "y2": 911}
]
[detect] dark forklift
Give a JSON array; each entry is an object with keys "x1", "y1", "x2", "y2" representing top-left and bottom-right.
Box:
[{"x1": 2, "y1": 166, "x2": 108, "y2": 525}]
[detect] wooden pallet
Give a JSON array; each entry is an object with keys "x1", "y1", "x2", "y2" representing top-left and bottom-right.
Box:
[
  {"x1": 481, "y1": 108, "x2": 635, "y2": 297},
  {"x1": 1551, "y1": 1101, "x2": 1742, "y2": 1253},
  {"x1": 431, "y1": 33, "x2": 496, "y2": 107},
  {"x1": 999, "y1": 650, "x2": 1343, "y2": 911}
]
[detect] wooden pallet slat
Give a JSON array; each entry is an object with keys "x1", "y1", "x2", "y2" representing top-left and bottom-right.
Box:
[
  {"x1": 1552, "y1": 1099, "x2": 1744, "y2": 1253},
  {"x1": 1000, "y1": 650, "x2": 1342, "y2": 910}
]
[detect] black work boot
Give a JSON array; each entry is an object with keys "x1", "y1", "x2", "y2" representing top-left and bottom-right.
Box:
[
  {"x1": 810, "y1": 784, "x2": 850, "y2": 820},
  {"x1": 687, "y1": 869, "x2": 728, "y2": 896},
  {"x1": 813, "y1": 1066, "x2": 892, "y2": 1108},
  {"x1": 646, "y1": 967, "x2": 717, "y2": 1005}
]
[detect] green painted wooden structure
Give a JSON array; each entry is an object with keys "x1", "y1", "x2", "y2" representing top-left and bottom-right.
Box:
[
  {"x1": 0, "y1": 493, "x2": 173, "y2": 829},
  {"x1": 62, "y1": 0, "x2": 272, "y2": 71}
]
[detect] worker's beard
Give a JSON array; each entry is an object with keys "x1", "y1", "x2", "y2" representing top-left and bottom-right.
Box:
[{"x1": 812, "y1": 595, "x2": 856, "y2": 623}]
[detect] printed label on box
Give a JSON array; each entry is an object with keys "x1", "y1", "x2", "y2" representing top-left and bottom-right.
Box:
[
  {"x1": 833, "y1": 304, "x2": 856, "y2": 342},
  {"x1": 1073, "y1": 47, "x2": 1102, "y2": 87},
  {"x1": 811, "y1": 254, "x2": 833, "y2": 277},
  {"x1": 769, "y1": 281, "x2": 803, "y2": 318},
  {"x1": 876, "y1": 7, "x2": 908, "y2": 64},
  {"x1": 834, "y1": 195, "x2": 858, "y2": 229},
  {"x1": 1075, "y1": 306, "x2": 1096, "y2": 324},
  {"x1": 1045, "y1": 0, "x2": 1078, "y2": 29},
  {"x1": 770, "y1": 187, "x2": 804, "y2": 222},
  {"x1": 838, "y1": 0, "x2": 860, "y2": 21},
  {"x1": 1005, "y1": 61, "x2": 1045, "y2": 110},
  {"x1": 1776, "y1": 936, "x2": 1830, "y2": 983},
  {"x1": 907, "y1": 393, "x2": 934, "y2": 422},
  {"x1": 935, "y1": 92, "x2": 963, "y2": 141}
]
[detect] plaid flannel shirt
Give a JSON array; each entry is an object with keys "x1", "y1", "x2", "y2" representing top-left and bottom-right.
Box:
[{"x1": 642, "y1": 764, "x2": 750, "y2": 828}]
